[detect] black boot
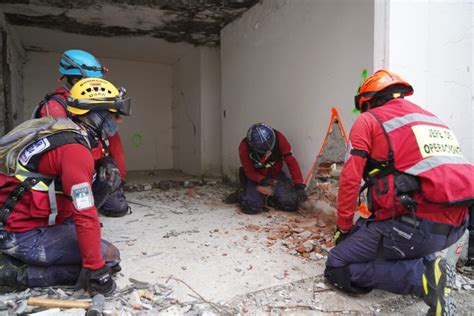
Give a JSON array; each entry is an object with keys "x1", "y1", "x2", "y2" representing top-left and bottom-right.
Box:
[
  {"x1": 223, "y1": 189, "x2": 243, "y2": 204},
  {"x1": 0, "y1": 253, "x2": 28, "y2": 293}
]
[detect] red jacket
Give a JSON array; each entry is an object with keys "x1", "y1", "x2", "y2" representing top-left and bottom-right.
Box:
[
  {"x1": 337, "y1": 99, "x2": 470, "y2": 231},
  {"x1": 39, "y1": 88, "x2": 127, "y2": 179},
  {"x1": 0, "y1": 143, "x2": 104, "y2": 270},
  {"x1": 239, "y1": 130, "x2": 304, "y2": 185}
]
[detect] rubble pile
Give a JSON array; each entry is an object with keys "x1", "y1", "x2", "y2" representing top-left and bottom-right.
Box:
[
  {"x1": 242, "y1": 214, "x2": 335, "y2": 261},
  {"x1": 124, "y1": 178, "x2": 220, "y2": 193},
  {"x1": 0, "y1": 278, "x2": 236, "y2": 315}
]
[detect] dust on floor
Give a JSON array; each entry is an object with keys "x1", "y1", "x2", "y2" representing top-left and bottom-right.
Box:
[{"x1": 1, "y1": 181, "x2": 473, "y2": 315}]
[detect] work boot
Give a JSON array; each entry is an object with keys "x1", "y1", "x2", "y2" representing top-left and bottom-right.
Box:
[
  {"x1": 422, "y1": 257, "x2": 456, "y2": 316},
  {"x1": 223, "y1": 189, "x2": 243, "y2": 204},
  {"x1": 0, "y1": 253, "x2": 28, "y2": 293}
]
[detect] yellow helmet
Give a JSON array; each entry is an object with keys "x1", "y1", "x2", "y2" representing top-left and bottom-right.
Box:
[{"x1": 67, "y1": 78, "x2": 131, "y2": 116}]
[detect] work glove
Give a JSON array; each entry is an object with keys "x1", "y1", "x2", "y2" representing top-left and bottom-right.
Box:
[
  {"x1": 75, "y1": 265, "x2": 116, "y2": 296},
  {"x1": 333, "y1": 227, "x2": 349, "y2": 245},
  {"x1": 260, "y1": 178, "x2": 277, "y2": 187},
  {"x1": 93, "y1": 157, "x2": 122, "y2": 208},
  {"x1": 294, "y1": 184, "x2": 308, "y2": 202}
]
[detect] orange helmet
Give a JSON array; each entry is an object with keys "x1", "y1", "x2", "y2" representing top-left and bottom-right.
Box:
[{"x1": 354, "y1": 69, "x2": 413, "y2": 111}]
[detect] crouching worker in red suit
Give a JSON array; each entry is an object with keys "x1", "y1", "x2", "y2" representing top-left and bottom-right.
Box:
[
  {"x1": 0, "y1": 77, "x2": 131, "y2": 295},
  {"x1": 31, "y1": 49, "x2": 129, "y2": 218},
  {"x1": 325, "y1": 70, "x2": 473, "y2": 316},
  {"x1": 225, "y1": 123, "x2": 307, "y2": 214}
]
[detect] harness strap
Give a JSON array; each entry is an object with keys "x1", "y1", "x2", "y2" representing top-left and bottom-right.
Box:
[
  {"x1": 14, "y1": 169, "x2": 59, "y2": 226},
  {"x1": 47, "y1": 180, "x2": 58, "y2": 226},
  {"x1": 0, "y1": 178, "x2": 37, "y2": 227}
]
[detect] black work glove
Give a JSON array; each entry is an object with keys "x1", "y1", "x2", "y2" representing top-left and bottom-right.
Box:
[
  {"x1": 93, "y1": 157, "x2": 122, "y2": 208},
  {"x1": 294, "y1": 184, "x2": 308, "y2": 202},
  {"x1": 260, "y1": 178, "x2": 277, "y2": 187},
  {"x1": 333, "y1": 227, "x2": 350, "y2": 245},
  {"x1": 75, "y1": 265, "x2": 116, "y2": 296}
]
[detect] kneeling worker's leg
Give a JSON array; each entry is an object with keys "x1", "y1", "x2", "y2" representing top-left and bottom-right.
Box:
[
  {"x1": 239, "y1": 180, "x2": 265, "y2": 214},
  {"x1": 0, "y1": 223, "x2": 121, "y2": 288},
  {"x1": 100, "y1": 190, "x2": 130, "y2": 217},
  {"x1": 273, "y1": 174, "x2": 298, "y2": 211}
]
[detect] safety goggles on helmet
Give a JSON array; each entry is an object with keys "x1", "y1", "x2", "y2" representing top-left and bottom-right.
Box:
[
  {"x1": 67, "y1": 78, "x2": 131, "y2": 116},
  {"x1": 68, "y1": 97, "x2": 131, "y2": 116},
  {"x1": 354, "y1": 69, "x2": 413, "y2": 111}
]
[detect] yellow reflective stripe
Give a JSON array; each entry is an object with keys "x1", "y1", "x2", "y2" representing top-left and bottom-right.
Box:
[
  {"x1": 14, "y1": 164, "x2": 64, "y2": 194},
  {"x1": 436, "y1": 299, "x2": 441, "y2": 316},
  {"x1": 422, "y1": 274, "x2": 429, "y2": 295},
  {"x1": 434, "y1": 258, "x2": 441, "y2": 286}
]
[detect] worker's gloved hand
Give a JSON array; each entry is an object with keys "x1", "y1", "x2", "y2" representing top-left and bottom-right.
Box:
[
  {"x1": 75, "y1": 265, "x2": 116, "y2": 296},
  {"x1": 260, "y1": 178, "x2": 277, "y2": 187},
  {"x1": 294, "y1": 184, "x2": 308, "y2": 202},
  {"x1": 333, "y1": 227, "x2": 350, "y2": 245},
  {"x1": 93, "y1": 157, "x2": 122, "y2": 208}
]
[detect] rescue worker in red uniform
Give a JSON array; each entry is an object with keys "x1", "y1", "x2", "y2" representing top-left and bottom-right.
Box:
[
  {"x1": 32, "y1": 49, "x2": 129, "y2": 218},
  {"x1": 325, "y1": 70, "x2": 473, "y2": 316},
  {"x1": 230, "y1": 123, "x2": 307, "y2": 214},
  {"x1": 0, "y1": 78, "x2": 131, "y2": 294}
]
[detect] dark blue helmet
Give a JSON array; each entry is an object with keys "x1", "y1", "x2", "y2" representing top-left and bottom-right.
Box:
[{"x1": 246, "y1": 123, "x2": 276, "y2": 153}]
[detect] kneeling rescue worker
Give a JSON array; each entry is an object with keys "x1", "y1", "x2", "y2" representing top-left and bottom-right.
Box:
[
  {"x1": 32, "y1": 49, "x2": 130, "y2": 218},
  {"x1": 325, "y1": 69, "x2": 474, "y2": 316},
  {"x1": 230, "y1": 123, "x2": 307, "y2": 214},
  {"x1": 0, "y1": 77, "x2": 131, "y2": 295}
]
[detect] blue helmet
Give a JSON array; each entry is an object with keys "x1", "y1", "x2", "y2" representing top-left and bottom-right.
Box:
[
  {"x1": 246, "y1": 123, "x2": 276, "y2": 153},
  {"x1": 58, "y1": 49, "x2": 104, "y2": 78}
]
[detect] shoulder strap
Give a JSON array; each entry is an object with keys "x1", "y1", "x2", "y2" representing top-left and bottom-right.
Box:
[{"x1": 32, "y1": 92, "x2": 71, "y2": 119}]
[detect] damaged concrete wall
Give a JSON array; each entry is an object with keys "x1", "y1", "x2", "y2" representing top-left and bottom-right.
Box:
[
  {"x1": 0, "y1": 15, "x2": 25, "y2": 135},
  {"x1": 172, "y1": 47, "x2": 222, "y2": 176},
  {"x1": 221, "y1": 0, "x2": 374, "y2": 181},
  {"x1": 172, "y1": 48, "x2": 202, "y2": 175},
  {"x1": 23, "y1": 52, "x2": 173, "y2": 171},
  {"x1": 388, "y1": 0, "x2": 474, "y2": 162},
  {"x1": 200, "y1": 47, "x2": 222, "y2": 177}
]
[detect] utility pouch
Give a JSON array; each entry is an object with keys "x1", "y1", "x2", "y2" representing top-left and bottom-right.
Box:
[{"x1": 394, "y1": 173, "x2": 420, "y2": 193}]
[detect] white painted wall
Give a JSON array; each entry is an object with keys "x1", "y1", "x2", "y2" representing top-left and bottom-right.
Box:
[
  {"x1": 388, "y1": 0, "x2": 473, "y2": 162},
  {"x1": 201, "y1": 48, "x2": 222, "y2": 177},
  {"x1": 172, "y1": 47, "x2": 222, "y2": 176},
  {"x1": 221, "y1": 0, "x2": 374, "y2": 181},
  {"x1": 172, "y1": 48, "x2": 202, "y2": 175},
  {"x1": 23, "y1": 51, "x2": 173, "y2": 172}
]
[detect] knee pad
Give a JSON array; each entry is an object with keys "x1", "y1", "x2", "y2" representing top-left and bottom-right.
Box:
[
  {"x1": 100, "y1": 191, "x2": 130, "y2": 217},
  {"x1": 324, "y1": 266, "x2": 372, "y2": 294}
]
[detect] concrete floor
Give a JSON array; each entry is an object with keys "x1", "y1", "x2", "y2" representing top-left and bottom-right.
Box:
[
  {"x1": 98, "y1": 180, "x2": 474, "y2": 315},
  {"x1": 101, "y1": 184, "x2": 324, "y2": 303}
]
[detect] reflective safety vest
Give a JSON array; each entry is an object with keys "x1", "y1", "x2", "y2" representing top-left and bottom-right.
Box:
[
  {"x1": 0, "y1": 117, "x2": 90, "y2": 227},
  {"x1": 362, "y1": 99, "x2": 474, "y2": 213}
]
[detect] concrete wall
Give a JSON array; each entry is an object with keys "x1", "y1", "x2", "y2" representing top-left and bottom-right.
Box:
[
  {"x1": 172, "y1": 48, "x2": 202, "y2": 175},
  {"x1": 388, "y1": 0, "x2": 473, "y2": 162},
  {"x1": 172, "y1": 47, "x2": 222, "y2": 176},
  {"x1": 221, "y1": 0, "x2": 374, "y2": 181},
  {"x1": 0, "y1": 16, "x2": 26, "y2": 134},
  {"x1": 23, "y1": 51, "x2": 173, "y2": 171},
  {"x1": 200, "y1": 48, "x2": 222, "y2": 177}
]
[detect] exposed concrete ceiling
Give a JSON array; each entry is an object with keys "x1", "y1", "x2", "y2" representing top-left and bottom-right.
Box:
[{"x1": 0, "y1": 0, "x2": 259, "y2": 64}]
